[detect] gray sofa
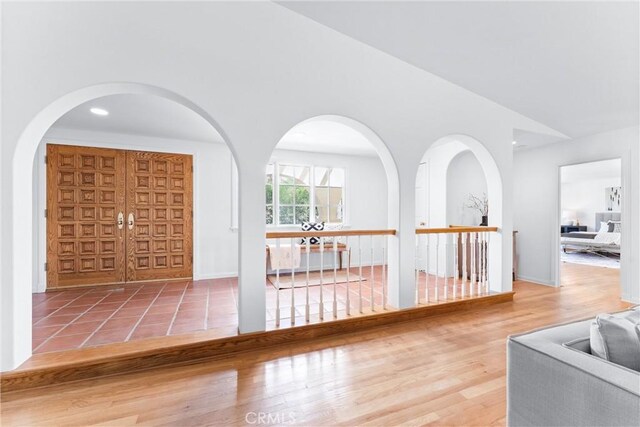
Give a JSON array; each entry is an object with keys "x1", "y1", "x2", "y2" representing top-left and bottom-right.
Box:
[{"x1": 507, "y1": 314, "x2": 640, "y2": 426}]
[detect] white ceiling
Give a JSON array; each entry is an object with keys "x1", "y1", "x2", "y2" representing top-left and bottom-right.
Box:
[
  {"x1": 50, "y1": 94, "x2": 379, "y2": 156},
  {"x1": 280, "y1": 1, "x2": 639, "y2": 140},
  {"x1": 50, "y1": 94, "x2": 225, "y2": 144},
  {"x1": 561, "y1": 158, "x2": 621, "y2": 183},
  {"x1": 50, "y1": 3, "x2": 638, "y2": 155},
  {"x1": 277, "y1": 120, "x2": 377, "y2": 156}
]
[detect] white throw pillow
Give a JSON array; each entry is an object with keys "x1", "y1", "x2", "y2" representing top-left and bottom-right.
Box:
[
  {"x1": 590, "y1": 308, "x2": 640, "y2": 371},
  {"x1": 598, "y1": 221, "x2": 609, "y2": 233}
]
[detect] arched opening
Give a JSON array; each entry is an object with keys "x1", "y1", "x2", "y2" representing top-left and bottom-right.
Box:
[
  {"x1": 263, "y1": 115, "x2": 400, "y2": 327},
  {"x1": 415, "y1": 135, "x2": 504, "y2": 303},
  {"x1": 6, "y1": 83, "x2": 239, "y2": 369},
  {"x1": 446, "y1": 151, "x2": 488, "y2": 227}
]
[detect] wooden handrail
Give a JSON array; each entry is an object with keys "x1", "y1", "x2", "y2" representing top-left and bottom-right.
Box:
[
  {"x1": 266, "y1": 229, "x2": 396, "y2": 239},
  {"x1": 416, "y1": 226, "x2": 498, "y2": 234}
]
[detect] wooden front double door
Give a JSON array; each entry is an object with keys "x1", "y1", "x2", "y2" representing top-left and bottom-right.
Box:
[{"x1": 47, "y1": 144, "x2": 193, "y2": 289}]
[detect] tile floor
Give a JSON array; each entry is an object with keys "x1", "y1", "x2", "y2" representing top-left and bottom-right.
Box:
[
  {"x1": 32, "y1": 278, "x2": 239, "y2": 354},
  {"x1": 32, "y1": 266, "x2": 484, "y2": 354},
  {"x1": 32, "y1": 266, "x2": 388, "y2": 354}
]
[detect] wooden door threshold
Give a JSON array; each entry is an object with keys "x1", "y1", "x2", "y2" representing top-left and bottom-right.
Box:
[{"x1": 1, "y1": 292, "x2": 514, "y2": 393}]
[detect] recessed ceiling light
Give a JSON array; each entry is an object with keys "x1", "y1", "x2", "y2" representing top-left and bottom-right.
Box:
[
  {"x1": 90, "y1": 107, "x2": 109, "y2": 116},
  {"x1": 512, "y1": 140, "x2": 517, "y2": 145}
]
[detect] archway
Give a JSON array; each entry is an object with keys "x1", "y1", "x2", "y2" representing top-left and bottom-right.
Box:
[
  {"x1": 415, "y1": 135, "x2": 504, "y2": 301},
  {"x1": 446, "y1": 150, "x2": 488, "y2": 226},
  {"x1": 5, "y1": 83, "x2": 238, "y2": 370},
  {"x1": 263, "y1": 115, "x2": 400, "y2": 326}
]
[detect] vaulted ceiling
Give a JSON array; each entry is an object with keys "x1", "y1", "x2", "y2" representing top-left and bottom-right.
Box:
[
  {"x1": 50, "y1": 2, "x2": 638, "y2": 154},
  {"x1": 279, "y1": 1, "x2": 639, "y2": 140}
]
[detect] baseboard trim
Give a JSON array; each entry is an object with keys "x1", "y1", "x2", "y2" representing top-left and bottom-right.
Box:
[
  {"x1": 517, "y1": 275, "x2": 556, "y2": 287},
  {"x1": 1, "y1": 291, "x2": 513, "y2": 393},
  {"x1": 194, "y1": 272, "x2": 239, "y2": 280},
  {"x1": 621, "y1": 294, "x2": 640, "y2": 304}
]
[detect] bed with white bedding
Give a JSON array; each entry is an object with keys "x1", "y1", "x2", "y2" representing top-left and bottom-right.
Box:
[{"x1": 561, "y1": 212, "x2": 621, "y2": 256}]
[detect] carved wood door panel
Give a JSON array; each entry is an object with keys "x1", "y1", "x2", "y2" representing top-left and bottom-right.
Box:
[
  {"x1": 46, "y1": 144, "x2": 126, "y2": 288},
  {"x1": 46, "y1": 145, "x2": 193, "y2": 288},
  {"x1": 125, "y1": 151, "x2": 193, "y2": 282}
]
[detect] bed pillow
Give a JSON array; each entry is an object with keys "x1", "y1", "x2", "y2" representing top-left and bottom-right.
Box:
[
  {"x1": 300, "y1": 222, "x2": 324, "y2": 245},
  {"x1": 590, "y1": 308, "x2": 640, "y2": 371},
  {"x1": 598, "y1": 221, "x2": 609, "y2": 233},
  {"x1": 609, "y1": 221, "x2": 622, "y2": 233}
]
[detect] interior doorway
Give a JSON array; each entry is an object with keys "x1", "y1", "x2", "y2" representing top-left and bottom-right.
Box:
[
  {"x1": 559, "y1": 159, "x2": 622, "y2": 293},
  {"x1": 46, "y1": 144, "x2": 193, "y2": 289}
]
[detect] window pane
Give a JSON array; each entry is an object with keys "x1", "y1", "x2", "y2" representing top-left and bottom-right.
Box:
[
  {"x1": 279, "y1": 185, "x2": 294, "y2": 204},
  {"x1": 329, "y1": 206, "x2": 343, "y2": 223},
  {"x1": 330, "y1": 168, "x2": 344, "y2": 187},
  {"x1": 314, "y1": 167, "x2": 329, "y2": 186},
  {"x1": 266, "y1": 164, "x2": 274, "y2": 185},
  {"x1": 295, "y1": 186, "x2": 310, "y2": 204},
  {"x1": 314, "y1": 187, "x2": 329, "y2": 206},
  {"x1": 279, "y1": 165, "x2": 295, "y2": 184},
  {"x1": 329, "y1": 187, "x2": 342, "y2": 206},
  {"x1": 265, "y1": 184, "x2": 273, "y2": 204},
  {"x1": 295, "y1": 166, "x2": 310, "y2": 185},
  {"x1": 279, "y1": 206, "x2": 294, "y2": 224},
  {"x1": 266, "y1": 205, "x2": 274, "y2": 225},
  {"x1": 294, "y1": 206, "x2": 310, "y2": 224},
  {"x1": 316, "y1": 206, "x2": 328, "y2": 223}
]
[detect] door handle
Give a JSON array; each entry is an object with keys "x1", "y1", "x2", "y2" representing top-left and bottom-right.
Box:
[
  {"x1": 128, "y1": 213, "x2": 134, "y2": 230},
  {"x1": 117, "y1": 212, "x2": 124, "y2": 229}
]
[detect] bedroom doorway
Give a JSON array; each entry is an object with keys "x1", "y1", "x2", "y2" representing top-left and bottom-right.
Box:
[{"x1": 559, "y1": 159, "x2": 622, "y2": 292}]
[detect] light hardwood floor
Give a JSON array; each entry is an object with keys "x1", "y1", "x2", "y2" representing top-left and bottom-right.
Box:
[{"x1": 1, "y1": 263, "x2": 628, "y2": 426}]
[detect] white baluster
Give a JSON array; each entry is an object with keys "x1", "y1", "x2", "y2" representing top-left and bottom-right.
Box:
[
  {"x1": 345, "y1": 235, "x2": 350, "y2": 316},
  {"x1": 275, "y1": 238, "x2": 281, "y2": 327},
  {"x1": 358, "y1": 235, "x2": 363, "y2": 314},
  {"x1": 370, "y1": 235, "x2": 375, "y2": 311},
  {"x1": 332, "y1": 239, "x2": 338, "y2": 318},
  {"x1": 475, "y1": 233, "x2": 481, "y2": 296},
  {"x1": 481, "y1": 232, "x2": 486, "y2": 294},
  {"x1": 319, "y1": 237, "x2": 324, "y2": 320},
  {"x1": 290, "y1": 237, "x2": 296, "y2": 325},
  {"x1": 462, "y1": 232, "x2": 467, "y2": 298},
  {"x1": 470, "y1": 232, "x2": 475, "y2": 297},
  {"x1": 305, "y1": 238, "x2": 310, "y2": 322},
  {"x1": 415, "y1": 234, "x2": 420, "y2": 304},
  {"x1": 425, "y1": 234, "x2": 430, "y2": 303},
  {"x1": 486, "y1": 232, "x2": 491, "y2": 293},
  {"x1": 435, "y1": 234, "x2": 440, "y2": 302},
  {"x1": 444, "y1": 235, "x2": 449, "y2": 300},
  {"x1": 453, "y1": 233, "x2": 458, "y2": 299},
  {"x1": 484, "y1": 232, "x2": 488, "y2": 294},
  {"x1": 382, "y1": 236, "x2": 387, "y2": 310}
]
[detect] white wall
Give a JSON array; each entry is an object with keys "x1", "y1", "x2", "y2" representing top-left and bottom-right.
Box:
[
  {"x1": 447, "y1": 151, "x2": 488, "y2": 226},
  {"x1": 562, "y1": 176, "x2": 621, "y2": 231},
  {"x1": 513, "y1": 126, "x2": 639, "y2": 304},
  {"x1": 35, "y1": 127, "x2": 239, "y2": 291},
  {"x1": 1, "y1": 1, "x2": 564, "y2": 370},
  {"x1": 267, "y1": 149, "x2": 388, "y2": 271}
]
